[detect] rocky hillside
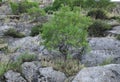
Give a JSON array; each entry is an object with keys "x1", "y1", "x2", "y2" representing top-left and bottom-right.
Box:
[{"x1": 0, "y1": 0, "x2": 120, "y2": 82}]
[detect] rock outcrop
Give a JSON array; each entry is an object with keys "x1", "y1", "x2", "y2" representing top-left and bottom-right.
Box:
[
  {"x1": 81, "y1": 37, "x2": 120, "y2": 66},
  {"x1": 4, "y1": 70, "x2": 27, "y2": 82},
  {"x1": 73, "y1": 64, "x2": 120, "y2": 82}
]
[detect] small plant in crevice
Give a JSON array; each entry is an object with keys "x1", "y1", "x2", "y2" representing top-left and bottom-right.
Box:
[
  {"x1": 88, "y1": 20, "x2": 112, "y2": 37},
  {"x1": 0, "y1": 61, "x2": 21, "y2": 77},
  {"x1": 30, "y1": 24, "x2": 43, "y2": 36},
  {"x1": 116, "y1": 35, "x2": 120, "y2": 40},
  {"x1": 17, "y1": 52, "x2": 36, "y2": 63},
  {"x1": 4, "y1": 28, "x2": 25, "y2": 38},
  {"x1": 100, "y1": 58, "x2": 112, "y2": 66}
]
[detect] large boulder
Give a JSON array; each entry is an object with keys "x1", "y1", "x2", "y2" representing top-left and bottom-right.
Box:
[
  {"x1": 81, "y1": 37, "x2": 120, "y2": 66},
  {"x1": 4, "y1": 70, "x2": 26, "y2": 82},
  {"x1": 39, "y1": 67, "x2": 67, "y2": 82},
  {"x1": 21, "y1": 62, "x2": 41, "y2": 82},
  {"x1": 72, "y1": 64, "x2": 120, "y2": 82}
]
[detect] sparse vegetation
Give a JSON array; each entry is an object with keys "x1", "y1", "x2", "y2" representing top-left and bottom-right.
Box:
[
  {"x1": 0, "y1": 53, "x2": 36, "y2": 77},
  {"x1": 116, "y1": 35, "x2": 120, "y2": 40},
  {"x1": 110, "y1": 16, "x2": 120, "y2": 22},
  {"x1": 41, "y1": 58, "x2": 84, "y2": 76},
  {"x1": 30, "y1": 24, "x2": 43, "y2": 36},
  {"x1": 87, "y1": 9, "x2": 107, "y2": 19},
  {"x1": 4, "y1": 28, "x2": 25, "y2": 38},
  {"x1": 100, "y1": 58, "x2": 112, "y2": 66},
  {"x1": 17, "y1": 52, "x2": 36, "y2": 63},
  {"x1": 10, "y1": 2, "x2": 19, "y2": 14}
]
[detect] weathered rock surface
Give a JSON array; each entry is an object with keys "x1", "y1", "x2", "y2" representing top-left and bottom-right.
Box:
[
  {"x1": 8, "y1": 36, "x2": 41, "y2": 53},
  {"x1": 21, "y1": 62, "x2": 66, "y2": 82},
  {"x1": 0, "y1": 25, "x2": 13, "y2": 36},
  {"x1": 39, "y1": 67, "x2": 67, "y2": 82},
  {"x1": 107, "y1": 26, "x2": 120, "y2": 36},
  {"x1": 0, "y1": 4, "x2": 12, "y2": 15},
  {"x1": 21, "y1": 62, "x2": 41, "y2": 82},
  {"x1": 81, "y1": 37, "x2": 120, "y2": 66},
  {"x1": 72, "y1": 64, "x2": 120, "y2": 82},
  {"x1": 4, "y1": 70, "x2": 26, "y2": 82}
]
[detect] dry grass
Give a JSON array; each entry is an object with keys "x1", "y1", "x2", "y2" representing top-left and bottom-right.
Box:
[{"x1": 41, "y1": 58, "x2": 84, "y2": 76}]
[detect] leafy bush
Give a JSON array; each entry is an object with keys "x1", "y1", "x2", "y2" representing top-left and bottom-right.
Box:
[
  {"x1": 19, "y1": 1, "x2": 39, "y2": 13},
  {"x1": 42, "y1": 6, "x2": 92, "y2": 59},
  {"x1": 10, "y1": 2, "x2": 19, "y2": 15},
  {"x1": 41, "y1": 58, "x2": 84, "y2": 76},
  {"x1": 88, "y1": 20, "x2": 111, "y2": 37},
  {"x1": 87, "y1": 9, "x2": 107, "y2": 19},
  {"x1": 10, "y1": 1, "x2": 39, "y2": 14},
  {"x1": 30, "y1": 24, "x2": 43, "y2": 36},
  {"x1": 27, "y1": 7, "x2": 45, "y2": 19},
  {"x1": 44, "y1": 6, "x2": 54, "y2": 14},
  {"x1": 46, "y1": 0, "x2": 82, "y2": 11},
  {"x1": 50, "y1": 0, "x2": 114, "y2": 11},
  {"x1": 4, "y1": 28, "x2": 25, "y2": 38},
  {"x1": 82, "y1": 0, "x2": 115, "y2": 10}
]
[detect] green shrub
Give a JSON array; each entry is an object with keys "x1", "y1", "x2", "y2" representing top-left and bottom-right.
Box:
[
  {"x1": 27, "y1": 7, "x2": 45, "y2": 19},
  {"x1": 10, "y1": 1, "x2": 39, "y2": 14},
  {"x1": 42, "y1": 6, "x2": 92, "y2": 59},
  {"x1": 0, "y1": 62, "x2": 21, "y2": 77},
  {"x1": 82, "y1": 0, "x2": 115, "y2": 10},
  {"x1": 4, "y1": 28, "x2": 25, "y2": 38},
  {"x1": 19, "y1": 1, "x2": 39, "y2": 13},
  {"x1": 88, "y1": 20, "x2": 111, "y2": 37},
  {"x1": 87, "y1": 9, "x2": 107, "y2": 19},
  {"x1": 44, "y1": 6, "x2": 54, "y2": 14},
  {"x1": 10, "y1": 2, "x2": 19, "y2": 15},
  {"x1": 30, "y1": 24, "x2": 43, "y2": 36}
]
